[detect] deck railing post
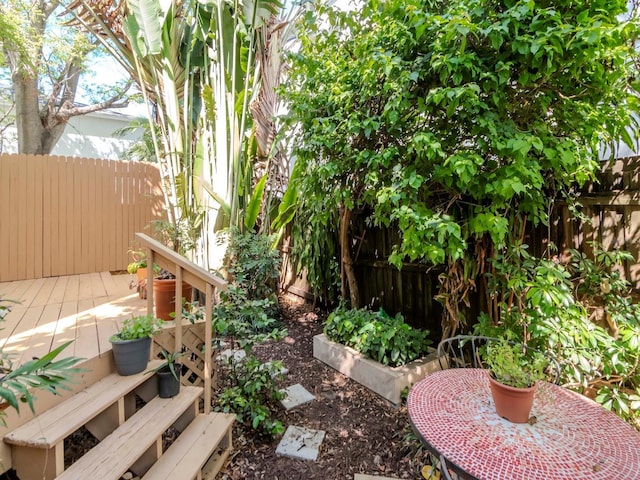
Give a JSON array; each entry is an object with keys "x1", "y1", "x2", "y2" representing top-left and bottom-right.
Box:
[
  {"x1": 147, "y1": 249, "x2": 155, "y2": 319},
  {"x1": 204, "y1": 283, "x2": 213, "y2": 414},
  {"x1": 175, "y1": 266, "x2": 183, "y2": 357},
  {"x1": 134, "y1": 233, "x2": 226, "y2": 413}
]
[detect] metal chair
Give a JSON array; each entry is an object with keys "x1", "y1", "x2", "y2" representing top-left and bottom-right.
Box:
[
  {"x1": 439, "y1": 454, "x2": 454, "y2": 480},
  {"x1": 436, "y1": 335, "x2": 561, "y2": 385}
]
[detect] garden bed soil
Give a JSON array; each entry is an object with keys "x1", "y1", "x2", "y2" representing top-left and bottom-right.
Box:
[{"x1": 218, "y1": 296, "x2": 429, "y2": 480}]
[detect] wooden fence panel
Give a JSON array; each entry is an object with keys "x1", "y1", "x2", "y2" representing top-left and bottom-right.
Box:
[
  {"x1": 0, "y1": 154, "x2": 165, "y2": 282},
  {"x1": 543, "y1": 157, "x2": 640, "y2": 290}
]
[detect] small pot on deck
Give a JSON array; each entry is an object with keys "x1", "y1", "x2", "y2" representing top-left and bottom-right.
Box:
[{"x1": 156, "y1": 364, "x2": 182, "y2": 398}]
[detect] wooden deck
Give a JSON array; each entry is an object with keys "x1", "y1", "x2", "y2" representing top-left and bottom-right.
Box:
[{"x1": 0, "y1": 272, "x2": 148, "y2": 366}]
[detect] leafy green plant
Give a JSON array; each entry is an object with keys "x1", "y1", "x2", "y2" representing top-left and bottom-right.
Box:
[
  {"x1": 282, "y1": 0, "x2": 640, "y2": 333},
  {"x1": 213, "y1": 287, "x2": 286, "y2": 353},
  {"x1": 474, "y1": 244, "x2": 640, "y2": 428},
  {"x1": 217, "y1": 355, "x2": 285, "y2": 437},
  {"x1": 126, "y1": 249, "x2": 148, "y2": 274},
  {"x1": 212, "y1": 229, "x2": 287, "y2": 438},
  {"x1": 0, "y1": 296, "x2": 83, "y2": 424},
  {"x1": 223, "y1": 229, "x2": 281, "y2": 301},
  {"x1": 483, "y1": 339, "x2": 547, "y2": 388},
  {"x1": 111, "y1": 315, "x2": 160, "y2": 342},
  {"x1": 324, "y1": 306, "x2": 431, "y2": 367},
  {"x1": 147, "y1": 349, "x2": 184, "y2": 381}
]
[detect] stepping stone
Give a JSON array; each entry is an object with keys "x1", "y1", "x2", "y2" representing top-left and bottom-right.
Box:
[
  {"x1": 276, "y1": 426, "x2": 325, "y2": 461},
  {"x1": 216, "y1": 349, "x2": 246, "y2": 364},
  {"x1": 279, "y1": 383, "x2": 315, "y2": 410}
]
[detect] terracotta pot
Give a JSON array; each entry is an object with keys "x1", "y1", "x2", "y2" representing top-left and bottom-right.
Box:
[
  {"x1": 153, "y1": 278, "x2": 192, "y2": 321},
  {"x1": 488, "y1": 374, "x2": 537, "y2": 423}
]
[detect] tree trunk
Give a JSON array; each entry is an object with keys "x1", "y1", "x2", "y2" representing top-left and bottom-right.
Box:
[
  {"x1": 339, "y1": 206, "x2": 360, "y2": 308},
  {"x1": 13, "y1": 73, "x2": 51, "y2": 154}
]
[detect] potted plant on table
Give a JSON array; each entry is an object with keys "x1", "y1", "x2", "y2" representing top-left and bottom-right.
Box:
[
  {"x1": 483, "y1": 338, "x2": 547, "y2": 423},
  {"x1": 110, "y1": 315, "x2": 160, "y2": 376},
  {"x1": 147, "y1": 349, "x2": 184, "y2": 398}
]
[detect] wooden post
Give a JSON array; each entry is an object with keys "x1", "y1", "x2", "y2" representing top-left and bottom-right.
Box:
[
  {"x1": 147, "y1": 249, "x2": 155, "y2": 318},
  {"x1": 204, "y1": 283, "x2": 213, "y2": 414},
  {"x1": 175, "y1": 266, "x2": 183, "y2": 355}
]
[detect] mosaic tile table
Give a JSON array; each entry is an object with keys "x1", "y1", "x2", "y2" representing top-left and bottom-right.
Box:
[{"x1": 408, "y1": 368, "x2": 640, "y2": 480}]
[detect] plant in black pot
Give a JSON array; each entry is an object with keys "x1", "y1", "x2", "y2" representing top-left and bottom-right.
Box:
[
  {"x1": 483, "y1": 338, "x2": 547, "y2": 423},
  {"x1": 148, "y1": 349, "x2": 184, "y2": 398},
  {"x1": 109, "y1": 315, "x2": 160, "y2": 376}
]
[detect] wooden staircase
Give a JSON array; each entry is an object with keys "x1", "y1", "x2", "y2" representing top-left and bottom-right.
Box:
[{"x1": 3, "y1": 363, "x2": 234, "y2": 480}]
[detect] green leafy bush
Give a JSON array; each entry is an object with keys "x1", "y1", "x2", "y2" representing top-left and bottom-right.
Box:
[
  {"x1": 224, "y1": 228, "x2": 281, "y2": 301},
  {"x1": 474, "y1": 245, "x2": 640, "y2": 428},
  {"x1": 111, "y1": 315, "x2": 160, "y2": 341},
  {"x1": 217, "y1": 356, "x2": 285, "y2": 437},
  {"x1": 324, "y1": 306, "x2": 431, "y2": 367},
  {"x1": 213, "y1": 229, "x2": 287, "y2": 438},
  {"x1": 0, "y1": 296, "x2": 83, "y2": 424}
]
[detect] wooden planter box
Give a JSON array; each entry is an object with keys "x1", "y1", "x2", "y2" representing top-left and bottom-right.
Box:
[{"x1": 313, "y1": 334, "x2": 442, "y2": 405}]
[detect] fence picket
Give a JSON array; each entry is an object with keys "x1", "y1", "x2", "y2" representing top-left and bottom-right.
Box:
[{"x1": 0, "y1": 154, "x2": 164, "y2": 282}]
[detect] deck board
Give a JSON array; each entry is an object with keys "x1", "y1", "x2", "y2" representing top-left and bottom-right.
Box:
[{"x1": 0, "y1": 273, "x2": 148, "y2": 366}]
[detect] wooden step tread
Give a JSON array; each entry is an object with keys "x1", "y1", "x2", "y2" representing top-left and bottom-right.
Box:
[
  {"x1": 4, "y1": 360, "x2": 163, "y2": 448},
  {"x1": 56, "y1": 386, "x2": 202, "y2": 480},
  {"x1": 141, "y1": 412, "x2": 235, "y2": 480}
]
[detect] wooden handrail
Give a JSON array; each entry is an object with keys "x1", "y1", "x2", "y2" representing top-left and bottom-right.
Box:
[{"x1": 135, "y1": 233, "x2": 228, "y2": 413}]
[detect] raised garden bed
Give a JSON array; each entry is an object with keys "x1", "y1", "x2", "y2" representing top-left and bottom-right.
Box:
[{"x1": 313, "y1": 334, "x2": 441, "y2": 405}]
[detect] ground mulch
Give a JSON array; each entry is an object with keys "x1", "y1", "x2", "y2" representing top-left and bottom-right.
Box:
[{"x1": 218, "y1": 296, "x2": 430, "y2": 480}]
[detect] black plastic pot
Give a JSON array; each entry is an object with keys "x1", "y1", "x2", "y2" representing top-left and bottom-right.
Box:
[
  {"x1": 110, "y1": 336, "x2": 151, "y2": 376},
  {"x1": 157, "y1": 364, "x2": 181, "y2": 398}
]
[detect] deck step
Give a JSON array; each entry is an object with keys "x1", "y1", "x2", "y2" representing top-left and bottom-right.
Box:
[
  {"x1": 56, "y1": 386, "x2": 202, "y2": 480},
  {"x1": 5, "y1": 360, "x2": 162, "y2": 480},
  {"x1": 142, "y1": 412, "x2": 235, "y2": 480},
  {"x1": 5, "y1": 360, "x2": 162, "y2": 449}
]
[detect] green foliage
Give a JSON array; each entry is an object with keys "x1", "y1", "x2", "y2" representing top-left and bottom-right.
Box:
[
  {"x1": 324, "y1": 306, "x2": 431, "y2": 367},
  {"x1": 213, "y1": 287, "x2": 286, "y2": 352},
  {"x1": 213, "y1": 229, "x2": 285, "y2": 352},
  {"x1": 223, "y1": 229, "x2": 281, "y2": 301},
  {"x1": 473, "y1": 245, "x2": 640, "y2": 427},
  {"x1": 483, "y1": 339, "x2": 547, "y2": 388},
  {"x1": 213, "y1": 228, "x2": 287, "y2": 437},
  {"x1": 126, "y1": 249, "x2": 148, "y2": 274},
  {"x1": 217, "y1": 355, "x2": 285, "y2": 437},
  {"x1": 0, "y1": 341, "x2": 83, "y2": 422},
  {"x1": 147, "y1": 349, "x2": 184, "y2": 381},
  {"x1": 111, "y1": 315, "x2": 160, "y2": 342},
  {"x1": 0, "y1": 296, "x2": 83, "y2": 424},
  {"x1": 283, "y1": 0, "x2": 640, "y2": 297}
]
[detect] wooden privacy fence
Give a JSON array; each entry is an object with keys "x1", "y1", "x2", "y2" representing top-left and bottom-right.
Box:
[
  {"x1": 281, "y1": 157, "x2": 640, "y2": 332},
  {"x1": 532, "y1": 156, "x2": 640, "y2": 290},
  {"x1": 0, "y1": 154, "x2": 165, "y2": 282}
]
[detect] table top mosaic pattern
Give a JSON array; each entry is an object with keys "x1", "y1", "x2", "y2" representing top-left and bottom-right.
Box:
[{"x1": 408, "y1": 368, "x2": 640, "y2": 480}]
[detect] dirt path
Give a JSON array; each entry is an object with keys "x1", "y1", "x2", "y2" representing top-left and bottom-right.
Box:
[{"x1": 219, "y1": 297, "x2": 428, "y2": 480}]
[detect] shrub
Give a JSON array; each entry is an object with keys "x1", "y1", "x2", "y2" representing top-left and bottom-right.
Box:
[
  {"x1": 217, "y1": 356, "x2": 285, "y2": 437},
  {"x1": 474, "y1": 245, "x2": 640, "y2": 428},
  {"x1": 213, "y1": 229, "x2": 287, "y2": 438},
  {"x1": 324, "y1": 306, "x2": 431, "y2": 367}
]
